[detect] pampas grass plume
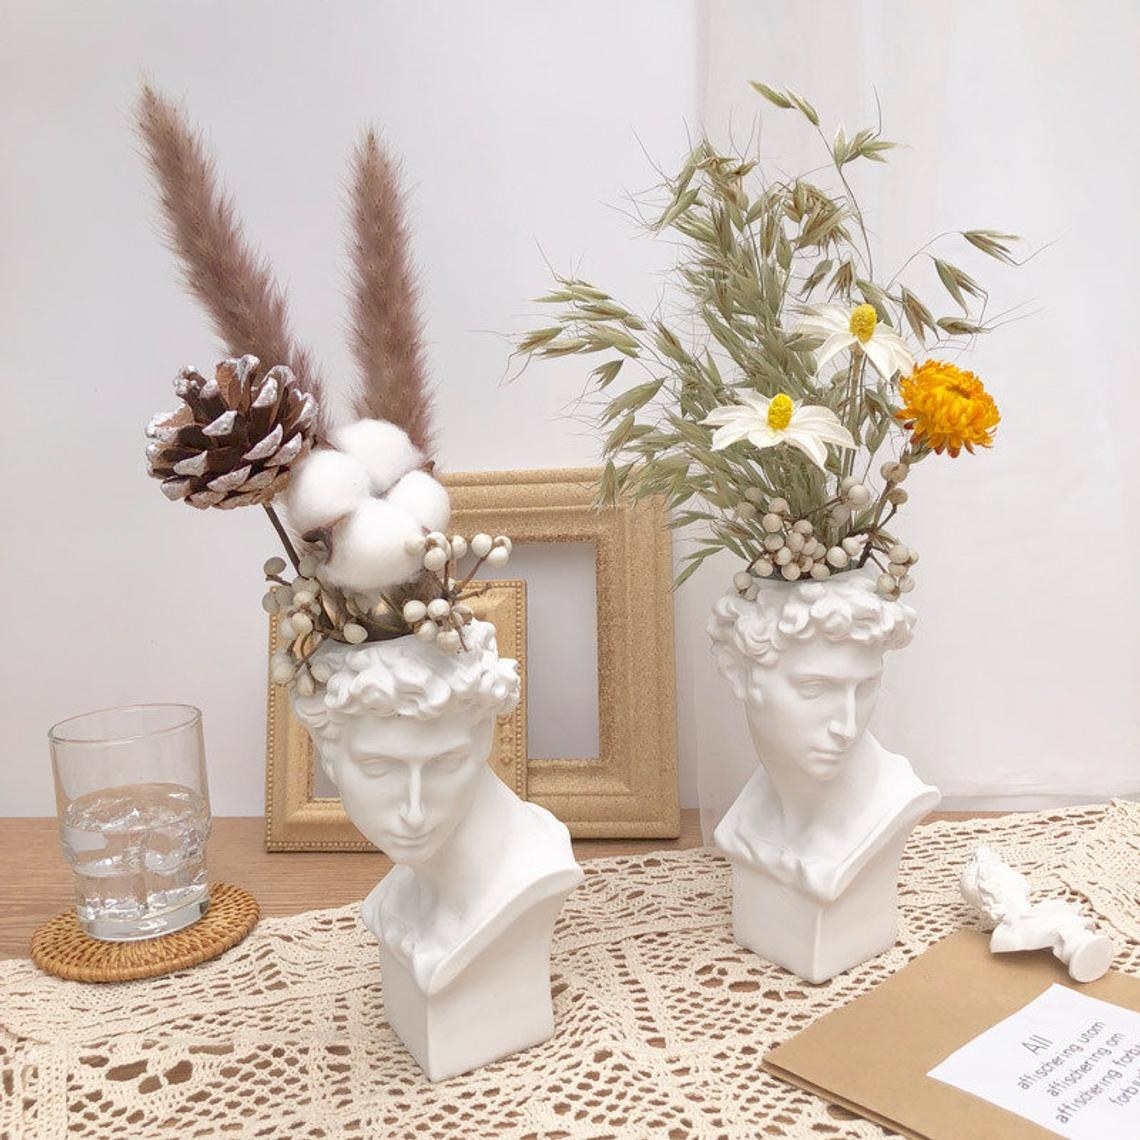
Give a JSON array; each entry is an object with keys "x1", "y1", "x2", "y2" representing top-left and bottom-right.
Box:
[
  {"x1": 136, "y1": 84, "x2": 326, "y2": 434},
  {"x1": 348, "y1": 131, "x2": 434, "y2": 456}
]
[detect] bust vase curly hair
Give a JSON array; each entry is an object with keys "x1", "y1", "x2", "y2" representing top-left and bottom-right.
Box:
[
  {"x1": 708, "y1": 573, "x2": 940, "y2": 984},
  {"x1": 291, "y1": 620, "x2": 583, "y2": 1080}
]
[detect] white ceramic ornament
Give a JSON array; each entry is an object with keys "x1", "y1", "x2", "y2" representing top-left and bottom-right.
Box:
[
  {"x1": 709, "y1": 574, "x2": 940, "y2": 984},
  {"x1": 293, "y1": 620, "x2": 583, "y2": 1081},
  {"x1": 960, "y1": 845, "x2": 1114, "y2": 983}
]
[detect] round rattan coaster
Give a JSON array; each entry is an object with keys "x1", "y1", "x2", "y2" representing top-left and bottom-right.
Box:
[{"x1": 30, "y1": 883, "x2": 260, "y2": 983}]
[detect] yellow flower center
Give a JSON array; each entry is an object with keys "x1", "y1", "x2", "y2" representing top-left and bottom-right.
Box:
[
  {"x1": 848, "y1": 303, "x2": 878, "y2": 343},
  {"x1": 767, "y1": 393, "x2": 794, "y2": 431}
]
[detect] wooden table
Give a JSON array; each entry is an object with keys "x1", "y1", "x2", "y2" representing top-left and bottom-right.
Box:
[{"x1": 0, "y1": 811, "x2": 981, "y2": 960}]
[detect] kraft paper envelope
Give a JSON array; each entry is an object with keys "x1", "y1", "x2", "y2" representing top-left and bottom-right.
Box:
[{"x1": 764, "y1": 929, "x2": 1140, "y2": 1140}]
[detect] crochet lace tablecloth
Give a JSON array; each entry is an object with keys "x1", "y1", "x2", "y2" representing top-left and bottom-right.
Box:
[{"x1": 4, "y1": 802, "x2": 1139, "y2": 1140}]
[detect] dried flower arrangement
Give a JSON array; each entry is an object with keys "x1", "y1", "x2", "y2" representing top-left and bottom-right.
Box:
[
  {"x1": 515, "y1": 83, "x2": 1018, "y2": 599},
  {"x1": 138, "y1": 87, "x2": 510, "y2": 694}
]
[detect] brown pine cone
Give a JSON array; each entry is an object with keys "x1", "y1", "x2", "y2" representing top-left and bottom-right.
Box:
[{"x1": 146, "y1": 355, "x2": 318, "y2": 509}]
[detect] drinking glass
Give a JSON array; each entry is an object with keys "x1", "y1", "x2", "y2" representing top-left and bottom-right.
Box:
[{"x1": 49, "y1": 704, "x2": 212, "y2": 941}]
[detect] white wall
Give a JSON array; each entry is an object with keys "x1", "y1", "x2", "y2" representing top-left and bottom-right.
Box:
[
  {"x1": 691, "y1": 0, "x2": 1140, "y2": 818},
  {"x1": 2, "y1": 1, "x2": 1136, "y2": 818},
  {"x1": 0, "y1": 0, "x2": 699, "y2": 814}
]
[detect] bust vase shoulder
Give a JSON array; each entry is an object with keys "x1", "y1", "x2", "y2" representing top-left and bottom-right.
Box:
[
  {"x1": 293, "y1": 620, "x2": 583, "y2": 1080},
  {"x1": 709, "y1": 574, "x2": 940, "y2": 984}
]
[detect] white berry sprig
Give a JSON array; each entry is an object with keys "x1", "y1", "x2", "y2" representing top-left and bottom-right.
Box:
[
  {"x1": 400, "y1": 532, "x2": 512, "y2": 653},
  {"x1": 730, "y1": 470, "x2": 920, "y2": 601},
  {"x1": 265, "y1": 530, "x2": 515, "y2": 690}
]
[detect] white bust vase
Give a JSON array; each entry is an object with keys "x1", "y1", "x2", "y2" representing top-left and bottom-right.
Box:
[
  {"x1": 709, "y1": 573, "x2": 940, "y2": 984},
  {"x1": 293, "y1": 620, "x2": 583, "y2": 1081}
]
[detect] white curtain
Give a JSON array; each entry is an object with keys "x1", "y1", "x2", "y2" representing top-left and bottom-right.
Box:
[{"x1": 690, "y1": 0, "x2": 1140, "y2": 836}]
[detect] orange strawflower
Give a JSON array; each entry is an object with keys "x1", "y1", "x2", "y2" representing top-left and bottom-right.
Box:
[{"x1": 896, "y1": 360, "x2": 1000, "y2": 457}]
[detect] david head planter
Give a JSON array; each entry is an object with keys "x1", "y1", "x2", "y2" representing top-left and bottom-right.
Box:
[
  {"x1": 294, "y1": 620, "x2": 583, "y2": 1080},
  {"x1": 709, "y1": 573, "x2": 940, "y2": 984},
  {"x1": 133, "y1": 89, "x2": 587, "y2": 1082}
]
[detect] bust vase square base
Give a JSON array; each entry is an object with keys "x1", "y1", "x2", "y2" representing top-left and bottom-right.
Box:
[
  {"x1": 728, "y1": 835, "x2": 908, "y2": 985},
  {"x1": 379, "y1": 892, "x2": 570, "y2": 1082}
]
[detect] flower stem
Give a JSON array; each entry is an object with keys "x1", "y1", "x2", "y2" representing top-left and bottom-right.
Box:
[
  {"x1": 856, "y1": 502, "x2": 899, "y2": 568},
  {"x1": 263, "y1": 503, "x2": 301, "y2": 573}
]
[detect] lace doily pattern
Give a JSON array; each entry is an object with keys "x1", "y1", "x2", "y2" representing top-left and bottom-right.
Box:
[{"x1": 2, "y1": 802, "x2": 1137, "y2": 1139}]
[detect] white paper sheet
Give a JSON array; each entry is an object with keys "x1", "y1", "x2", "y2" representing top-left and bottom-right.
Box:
[{"x1": 928, "y1": 984, "x2": 1140, "y2": 1139}]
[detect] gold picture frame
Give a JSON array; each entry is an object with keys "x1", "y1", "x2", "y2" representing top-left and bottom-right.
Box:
[{"x1": 264, "y1": 468, "x2": 679, "y2": 848}]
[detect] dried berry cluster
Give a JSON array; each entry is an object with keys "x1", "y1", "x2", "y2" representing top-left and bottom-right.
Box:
[
  {"x1": 732, "y1": 460, "x2": 918, "y2": 600},
  {"x1": 266, "y1": 531, "x2": 513, "y2": 691}
]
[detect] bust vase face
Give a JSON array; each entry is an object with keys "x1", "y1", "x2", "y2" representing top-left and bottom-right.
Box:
[
  {"x1": 744, "y1": 638, "x2": 885, "y2": 782},
  {"x1": 321, "y1": 707, "x2": 494, "y2": 865}
]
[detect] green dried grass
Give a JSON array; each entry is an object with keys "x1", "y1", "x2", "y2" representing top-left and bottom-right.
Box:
[{"x1": 514, "y1": 84, "x2": 1020, "y2": 586}]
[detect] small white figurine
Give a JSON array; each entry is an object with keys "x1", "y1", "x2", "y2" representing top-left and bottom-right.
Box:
[
  {"x1": 295, "y1": 621, "x2": 584, "y2": 1080},
  {"x1": 960, "y1": 845, "x2": 1113, "y2": 983},
  {"x1": 709, "y1": 576, "x2": 941, "y2": 984}
]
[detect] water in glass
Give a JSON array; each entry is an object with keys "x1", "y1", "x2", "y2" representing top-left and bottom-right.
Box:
[{"x1": 60, "y1": 781, "x2": 210, "y2": 940}]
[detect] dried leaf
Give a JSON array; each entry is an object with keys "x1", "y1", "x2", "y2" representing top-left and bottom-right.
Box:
[
  {"x1": 599, "y1": 460, "x2": 618, "y2": 505},
  {"x1": 588, "y1": 325, "x2": 641, "y2": 356},
  {"x1": 785, "y1": 90, "x2": 820, "y2": 127},
  {"x1": 900, "y1": 287, "x2": 936, "y2": 342},
  {"x1": 832, "y1": 125, "x2": 849, "y2": 166},
  {"x1": 857, "y1": 138, "x2": 898, "y2": 163},
  {"x1": 934, "y1": 259, "x2": 966, "y2": 311},
  {"x1": 605, "y1": 412, "x2": 637, "y2": 454},
  {"x1": 962, "y1": 229, "x2": 1020, "y2": 265},
  {"x1": 749, "y1": 81, "x2": 793, "y2": 109},
  {"x1": 856, "y1": 279, "x2": 893, "y2": 325},
  {"x1": 540, "y1": 337, "x2": 587, "y2": 358},
  {"x1": 656, "y1": 187, "x2": 701, "y2": 231},
  {"x1": 800, "y1": 257, "x2": 833, "y2": 296},
  {"x1": 517, "y1": 326, "x2": 563, "y2": 354},
  {"x1": 936, "y1": 316, "x2": 985, "y2": 336},
  {"x1": 829, "y1": 260, "x2": 855, "y2": 298},
  {"x1": 591, "y1": 359, "x2": 624, "y2": 389},
  {"x1": 600, "y1": 379, "x2": 664, "y2": 424}
]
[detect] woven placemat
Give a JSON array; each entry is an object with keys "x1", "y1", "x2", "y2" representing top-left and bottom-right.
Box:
[{"x1": 29, "y1": 882, "x2": 260, "y2": 983}]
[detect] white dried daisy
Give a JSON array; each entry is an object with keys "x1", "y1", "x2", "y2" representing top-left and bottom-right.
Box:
[
  {"x1": 702, "y1": 392, "x2": 855, "y2": 471},
  {"x1": 796, "y1": 302, "x2": 914, "y2": 380}
]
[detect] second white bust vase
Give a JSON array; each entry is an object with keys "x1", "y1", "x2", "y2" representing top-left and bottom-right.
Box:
[
  {"x1": 293, "y1": 620, "x2": 583, "y2": 1080},
  {"x1": 708, "y1": 573, "x2": 940, "y2": 984}
]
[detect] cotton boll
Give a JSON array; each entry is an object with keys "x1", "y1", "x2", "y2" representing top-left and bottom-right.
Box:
[
  {"x1": 386, "y1": 470, "x2": 451, "y2": 534},
  {"x1": 322, "y1": 499, "x2": 424, "y2": 592},
  {"x1": 331, "y1": 419, "x2": 424, "y2": 495},
  {"x1": 282, "y1": 448, "x2": 370, "y2": 536}
]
